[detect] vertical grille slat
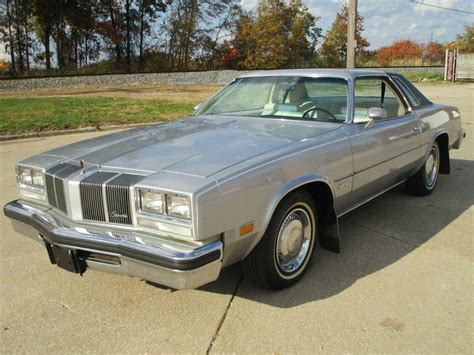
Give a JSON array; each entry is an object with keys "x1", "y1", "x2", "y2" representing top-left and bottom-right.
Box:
[
  {"x1": 45, "y1": 163, "x2": 81, "y2": 213},
  {"x1": 54, "y1": 178, "x2": 67, "y2": 212},
  {"x1": 79, "y1": 172, "x2": 116, "y2": 222},
  {"x1": 106, "y1": 174, "x2": 144, "y2": 225},
  {"x1": 45, "y1": 174, "x2": 57, "y2": 207},
  {"x1": 54, "y1": 164, "x2": 81, "y2": 213}
]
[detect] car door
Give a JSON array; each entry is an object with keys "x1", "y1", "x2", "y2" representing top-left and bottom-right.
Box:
[{"x1": 345, "y1": 76, "x2": 422, "y2": 206}]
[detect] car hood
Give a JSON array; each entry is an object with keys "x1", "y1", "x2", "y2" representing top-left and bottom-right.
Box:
[{"x1": 43, "y1": 116, "x2": 340, "y2": 178}]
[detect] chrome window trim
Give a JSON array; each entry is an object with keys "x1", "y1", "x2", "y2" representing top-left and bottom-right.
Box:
[
  {"x1": 351, "y1": 74, "x2": 413, "y2": 124},
  {"x1": 194, "y1": 76, "x2": 351, "y2": 124}
]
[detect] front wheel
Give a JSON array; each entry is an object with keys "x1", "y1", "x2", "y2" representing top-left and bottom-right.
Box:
[
  {"x1": 406, "y1": 142, "x2": 440, "y2": 196},
  {"x1": 242, "y1": 190, "x2": 317, "y2": 290}
]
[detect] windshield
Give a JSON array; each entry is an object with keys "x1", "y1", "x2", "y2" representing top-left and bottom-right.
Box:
[{"x1": 195, "y1": 76, "x2": 348, "y2": 123}]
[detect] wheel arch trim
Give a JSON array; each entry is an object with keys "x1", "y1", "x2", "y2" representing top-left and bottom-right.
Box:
[
  {"x1": 432, "y1": 131, "x2": 450, "y2": 174},
  {"x1": 249, "y1": 174, "x2": 340, "y2": 256}
]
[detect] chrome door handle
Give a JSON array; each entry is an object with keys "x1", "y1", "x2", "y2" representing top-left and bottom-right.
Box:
[{"x1": 413, "y1": 126, "x2": 422, "y2": 133}]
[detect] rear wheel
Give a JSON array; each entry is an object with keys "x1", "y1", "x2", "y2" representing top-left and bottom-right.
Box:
[
  {"x1": 407, "y1": 142, "x2": 440, "y2": 196},
  {"x1": 243, "y1": 190, "x2": 317, "y2": 290}
]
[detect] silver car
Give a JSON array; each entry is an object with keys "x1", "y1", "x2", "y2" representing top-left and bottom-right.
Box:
[{"x1": 4, "y1": 69, "x2": 466, "y2": 290}]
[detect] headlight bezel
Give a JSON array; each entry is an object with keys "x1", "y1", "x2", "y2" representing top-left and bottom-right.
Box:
[
  {"x1": 139, "y1": 190, "x2": 166, "y2": 215},
  {"x1": 16, "y1": 165, "x2": 46, "y2": 193},
  {"x1": 137, "y1": 188, "x2": 192, "y2": 221},
  {"x1": 166, "y1": 194, "x2": 192, "y2": 220}
]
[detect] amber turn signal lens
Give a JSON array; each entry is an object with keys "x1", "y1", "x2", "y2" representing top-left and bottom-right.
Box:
[{"x1": 240, "y1": 223, "x2": 254, "y2": 236}]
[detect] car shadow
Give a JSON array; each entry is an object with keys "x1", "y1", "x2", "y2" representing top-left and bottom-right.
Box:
[{"x1": 152, "y1": 159, "x2": 473, "y2": 308}]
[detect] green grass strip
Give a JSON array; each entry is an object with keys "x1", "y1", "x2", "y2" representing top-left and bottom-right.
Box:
[{"x1": 0, "y1": 97, "x2": 194, "y2": 135}]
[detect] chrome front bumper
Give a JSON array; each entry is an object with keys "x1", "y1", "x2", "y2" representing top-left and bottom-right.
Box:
[{"x1": 4, "y1": 200, "x2": 223, "y2": 289}]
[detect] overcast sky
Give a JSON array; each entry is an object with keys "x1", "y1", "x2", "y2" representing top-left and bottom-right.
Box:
[
  {"x1": 241, "y1": 0, "x2": 474, "y2": 49},
  {"x1": 1, "y1": 0, "x2": 473, "y2": 62}
]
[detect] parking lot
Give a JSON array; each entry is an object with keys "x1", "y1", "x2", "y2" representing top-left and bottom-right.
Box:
[{"x1": 1, "y1": 82, "x2": 472, "y2": 353}]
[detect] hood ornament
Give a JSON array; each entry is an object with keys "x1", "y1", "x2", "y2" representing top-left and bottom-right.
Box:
[{"x1": 79, "y1": 160, "x2": 85, "y2": 173}]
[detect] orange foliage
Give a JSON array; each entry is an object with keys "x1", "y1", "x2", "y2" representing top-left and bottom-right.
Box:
[
  {"x1": 376, "y1": 40, "x2": 422, "y2": 66},
  {"x1": 423, "y1": 42, "x2": 445, "y2": 63},
  {"x1": 0, "y1": 60, "x2": 9, "y2": 72},
  {"x1": 445, "y1": 41, "x2": 457, "y2": 51}
]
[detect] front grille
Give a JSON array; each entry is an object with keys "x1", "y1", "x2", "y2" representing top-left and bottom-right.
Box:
[
  {"x1": 80, "y1": 172, "x2": 117, "y2": 222},
  {"x1": 80, "y1": 172, "x2": 144, "y2": 225},
  {"x1": 45, "y1": 163, "x2": 81, "y2": 213},
  {"x1": 106, "y1": 174, "x2": 144, "y2": 225}
]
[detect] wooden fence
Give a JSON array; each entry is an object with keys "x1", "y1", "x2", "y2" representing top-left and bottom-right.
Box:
[{"x1": 445, "y1": 50, "x2": 474, "y2": 81}]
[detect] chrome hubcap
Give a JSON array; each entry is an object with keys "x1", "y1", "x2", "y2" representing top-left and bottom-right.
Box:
[
  {"x1": 425, "y1": 147, "x2": 439, "y2": 187},
  {"x1": 276, "y1": 208, "x2": 312, "y2": 274}
]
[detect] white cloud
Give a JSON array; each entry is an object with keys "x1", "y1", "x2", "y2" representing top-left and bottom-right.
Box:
[{"x1": 434, "y1": 28, "x2": 448, "y2": 36}]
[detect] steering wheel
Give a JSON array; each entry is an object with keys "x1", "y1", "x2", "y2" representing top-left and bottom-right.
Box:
[{"x1": 302, "y1": 106, "x2": 339, "y2": 121}]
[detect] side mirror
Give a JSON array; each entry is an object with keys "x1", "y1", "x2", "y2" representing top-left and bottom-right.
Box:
[
  {"x1": 368, "y1": 107, "x2": 387, "y2": 120},
  {"x1": 353, "y1": 107, "x2": 387, "y2": 128}
]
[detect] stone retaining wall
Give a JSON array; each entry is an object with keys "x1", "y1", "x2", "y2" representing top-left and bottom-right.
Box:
[{"x1": 0, "y1": 67, "x2": 444, "y2": 92}]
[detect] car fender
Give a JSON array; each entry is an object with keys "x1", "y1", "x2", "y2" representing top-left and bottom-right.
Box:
[{"x1": 243, "y1": 173, "x2": 340, "y2": 258}]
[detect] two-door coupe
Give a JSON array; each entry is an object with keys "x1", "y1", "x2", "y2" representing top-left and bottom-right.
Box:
[{"x1": 4, "y1": 69, "x2": 466, "y2": 290}]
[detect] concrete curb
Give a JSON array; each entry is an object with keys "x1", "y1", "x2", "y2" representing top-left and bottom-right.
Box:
[{"x1": 0, "y1": 122, "x2": 157, "y2": 142}]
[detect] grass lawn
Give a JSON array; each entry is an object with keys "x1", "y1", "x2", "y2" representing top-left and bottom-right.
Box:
[
  {"x1": 0, "y1": 96, "x2": 195, "y2": 135},
  {"x1": 403, "y1": 71, "x2": 444, "y2": 82}
]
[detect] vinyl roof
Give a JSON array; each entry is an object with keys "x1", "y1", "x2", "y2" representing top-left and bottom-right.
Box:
[{"x1": 238, "y1": 68, "x2": 389, "y2": 80}]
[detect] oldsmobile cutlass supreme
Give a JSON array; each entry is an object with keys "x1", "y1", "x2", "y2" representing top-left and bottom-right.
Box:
[{"x1": 4, "y1": 69, "x2": 466, "y2": 290}]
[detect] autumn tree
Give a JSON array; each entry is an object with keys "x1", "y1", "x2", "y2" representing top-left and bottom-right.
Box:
[
  {"x1": 137, "y1": 0, "x2": 170, "y2": 70},
  {"x1": 319, "y1": 4, "x2": 369, "y2": 67},
  {"x1": 286, "y1": 0, "x2": 321, "y2": 68},
  {"x1": 32, "y1": 0, "x2": 55, "y2": 69},
  {"x1": 233, "y1": 0, "x2": 321, "y2": 69},
  {"x1": 3, "y1": 0, "x2": 47, "y2": 74},
  {"x1": 1, "y1": 0, "x2": 16, "y2": 73},
  {"x1": 96, "y1": 0, "x2": 125, "y2": 67},
  {"x1": 164, "y1": 0, "x2": 235, "y2": 71},
  {"x1": 375, "y1": 40, "x2": 422, "y2": 66},
  {"x1": 1, "y1": 0, "x2": 171, "y2": 73},
  {"x1": 240, "y1": 0, "x2": 289, "y2": 69},
  {"x1": 423, "y1": 41, "x2": 445, "y2": 64},
  {"x1": 4, "y1": 0, "x2": 35, "y2": 73},
  {"x1": 0, "y1": 59, "x2": 9, "y2": 71},
  {"x1": 456, "y1": 24, "x2": 474, "y2": 53},
  {"x1": 198, "y1": 2, "x2": 239, "y2": 70},
  {"x1": 32, "y1": 0, "x2": 99, "y2": 70}
]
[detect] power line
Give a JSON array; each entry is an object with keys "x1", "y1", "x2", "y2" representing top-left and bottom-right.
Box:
[{"x1": 408, "y1": 1, "x2": 474, "y2": 15}]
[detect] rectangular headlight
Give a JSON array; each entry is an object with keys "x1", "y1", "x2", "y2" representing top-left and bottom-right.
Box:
[
  {"x1": 31, "y1": 170, "x2": 45, "y2": 187},
  {"x1": 18, "y1": 167, "x2": 33, "y2": 185},
  {"x1": 140, "y1": 190, "x2": 165, "y2": 214},
  {"x1": 17, "y1": 166, "x2": 45, "y2": 189},
  {"x1": 166, "y1": 195, "x2": 191, "y2": 220},
  {"x1": 138, "y1": 189, "x2": 191, "y2": 221}
]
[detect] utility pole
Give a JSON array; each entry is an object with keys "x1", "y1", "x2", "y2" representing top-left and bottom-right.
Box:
[{"x1": 347, "y1": 0, "x2": 358, "y2": 69}]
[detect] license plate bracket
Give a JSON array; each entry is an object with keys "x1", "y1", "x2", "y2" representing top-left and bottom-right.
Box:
[{"x1": 44, "y1": 242, "x2": 86, "y2": 275}]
